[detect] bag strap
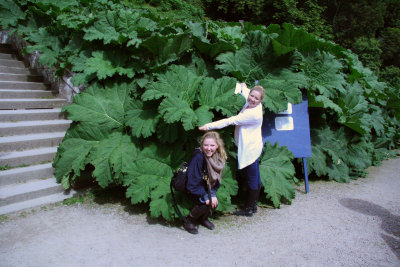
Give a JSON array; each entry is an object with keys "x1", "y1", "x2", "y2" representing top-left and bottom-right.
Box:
[{"x1": 170, "y1": 181, "x2": 188, "y2": 223}]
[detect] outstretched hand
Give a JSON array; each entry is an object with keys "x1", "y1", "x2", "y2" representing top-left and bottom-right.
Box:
[{"x1": 198, "y1": 125, "x2": 207, "y2": 131}]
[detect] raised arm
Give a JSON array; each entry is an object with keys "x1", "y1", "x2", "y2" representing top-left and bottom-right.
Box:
[
  {"x1": 235, "y1": 82, "x2": 250, "y2": 99},
  {"x1": 199, "y1": 107, "x2": 260, "y2": 131}
]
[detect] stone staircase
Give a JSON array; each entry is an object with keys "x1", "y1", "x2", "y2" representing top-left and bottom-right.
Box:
[{"x1": 0, "y1": 43, "x2": 74, "y2": 215}]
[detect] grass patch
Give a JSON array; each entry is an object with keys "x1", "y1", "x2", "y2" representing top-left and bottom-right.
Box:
[
  {"x1": 41, "y1": 95, "x2": 55, "y2": 99},
  {"x1": 62, "y1": 191, "x2": 95, "y2": 206},
  {"x1": 0, "y1": 164, "x2": 31, "y2": 171},
  {"x1": 0, "y1": 165, "x2": 12, "y2": 171},
  {"x1": 0, "y1": 214, "x2": 9, "y2": 223}
]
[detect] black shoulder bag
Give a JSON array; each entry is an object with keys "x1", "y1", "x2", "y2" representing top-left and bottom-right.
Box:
[{"x1": 170, "y1": 160, "x2": 212, "y2": 222}]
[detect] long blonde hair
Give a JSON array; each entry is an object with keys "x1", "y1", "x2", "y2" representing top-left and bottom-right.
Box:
[{"x1": 200, "y1": 131, "x2": 227, "y2": 162}]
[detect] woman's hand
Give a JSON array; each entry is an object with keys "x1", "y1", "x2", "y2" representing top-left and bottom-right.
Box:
[
  {"x1": 206, "y1": 197, "x2": 218, "y2": 209},
  {"x1": 198, "y1": 125, "x2": 207, "y2": 131}
]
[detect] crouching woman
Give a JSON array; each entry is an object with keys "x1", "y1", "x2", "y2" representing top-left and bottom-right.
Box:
[{"x1": 184, "y1": 131, "x2": 227, "y2": 234}]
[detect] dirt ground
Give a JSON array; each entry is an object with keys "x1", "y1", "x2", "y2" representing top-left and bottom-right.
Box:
[{"x1": 1, "y1": 156, "x2": 399, "y2": 267}]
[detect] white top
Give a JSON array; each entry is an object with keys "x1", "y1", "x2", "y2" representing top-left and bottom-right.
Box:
[{"x1": 204, "y1": 83, "x2": 263, "y2": 169}]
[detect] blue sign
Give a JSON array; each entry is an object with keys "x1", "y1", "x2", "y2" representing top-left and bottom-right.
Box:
[
  {"x1": 262, "y1": 93, "x2": 312, "y2": 158},
  {"x1": 262, "y1": 93, "x2": 312, "y2": 193}
]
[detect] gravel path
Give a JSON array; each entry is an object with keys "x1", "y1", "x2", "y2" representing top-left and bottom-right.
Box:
[{"x1": 1, "y1": 156, "x2": 399, "y2": 267}]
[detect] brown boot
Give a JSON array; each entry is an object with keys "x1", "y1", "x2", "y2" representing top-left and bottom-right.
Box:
[
  {"x1": 200, "y1": 208, "x2": 215, "y2": 230},
  {"x1": 183, "y1": 205, "x2": 208, "y2": 234},
  {"x1": 183, "y1": 220, "x2": 198, "y2": 234}
]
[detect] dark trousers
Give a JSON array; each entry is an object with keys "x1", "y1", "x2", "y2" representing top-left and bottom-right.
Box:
[{"x1": 243, "y1": 158, "x2": 261, "y2": 190}]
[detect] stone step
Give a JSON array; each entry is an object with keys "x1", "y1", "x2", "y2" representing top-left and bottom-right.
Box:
[
  {"x1": 0, "y1": 189, "x2": 74, "y2": 215},
  {"x1": 0, "y1": 73, "x2": 43, "y2": 82},
  {"x1": 0, "y1": 43, "x2": 75, "y2": 215},
  {"x1": 0, "y1": 53, "x2": 19, "y2": 60},
  {"x1": 0, "y1": 98, "x2": 68, "y2": 109},
  {"x1": 0, "y1": 66, "x2": 36, "y2": 75},
  {"x1": 0, "y1": 163, "x2": 54, "y2": 186},
  {"x1": 0, "y1": 147, "x2": 57, "y2": 167},
  {"x1": 0, "y1": 119, "x2": 71, "y2": 136},
  {"x1": 0, "y1": 81, "x2": 48, "y2": 90},
  {"x1": 0, "y1": 89, "x2": 55, "y2": 98},
  {"x1": 0, "y1": 178, "x2": 65, "y2": 207},
  {"x1": 0, "y1": 108, "x2": 66, "y2": 122},
  {"x1": 0, "y1": 59, "x2": 25, "y2": 68},
  {"x1": 0, "y1": 132, "x2": 65, "y2": 151}
]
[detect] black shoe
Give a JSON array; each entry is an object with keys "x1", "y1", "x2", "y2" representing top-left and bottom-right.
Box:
[
  {"x1": 234, "y1": 188, "x2": 260, "y2": 217},
  {"x1": 233, "y1": 207, "x2": 254, "y2": 217},
  {"x1": 252, "y1": 203, "x2": 258, "y2": 213},
  {"x1": 201, "y1": 219, "x2": 215, "y2": 230},
  {"x1": 239, "y1": 204, "x2": 257, "y2": 213}
]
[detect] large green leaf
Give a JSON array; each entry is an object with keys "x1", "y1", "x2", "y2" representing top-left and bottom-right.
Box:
[
  {"x1": 125, "y1": 100, "x2": 160, "y2": 138},
  {"x1": 63, "y1": 82, "x2": 134, "y2": 132},
  {"x1": 83, "y1": 9, "x2": 154, "y2": 46},
  {"x1": 88, "y1": 132, "x2": 138, "y2": 187},
  {"x1": 52, "y1": 123, "x2": 110, "y2": 185},
  {"x1": 191, "y1": 21, "x2": 240, "y2": 58},
  {"x1": 124, "y1": 157, "x2": 173, "y2": 204},
  {"x1": 303, "y1": 50, "x2": 347, "y2": 99},
  {"x1": 149, "y1": 176, "x2": 174, "y2": 220},
  {"x1": 76, "y1": 50, "x2": 143, "y2": 82},
  {"x1": 258, "y1": 69, "x2": 306, "y2": 113},
  {"x1": 143, "y1": 65, "x2": 203, "y2": 103},
  {"x1": 142, "y1": 32, "x2": 192, "y2": 68},
  {"x1": 216, "y1": 31, "x2": 276, "y2": 81},
  {"x1": 83, "y1": 11, "x2": 119, "y2": 44},
  {"x1": 198, "y1": 76, "x2": 243, "y2": 117},
  {"x1": 142, "y1": 65, "x2": 204, "y2": 130},
  {"x1": 259, "y1": 142, "x2": 296, "y2": 207},
  {"x1": 53, "y1": 136, "x2": 96, "y2": 184},
  {"x1": 216, "y1": 164, "x2": 238, "y2": 212},
  {"x1": 337, "y1": 83, "x2": 370, "y2": 134},
  {"x1": 308, "y1": 126, "x2": 351, "y2": 182},
  {"x1": 266, "y1": 23, "x2": 345, "y2": 57}
]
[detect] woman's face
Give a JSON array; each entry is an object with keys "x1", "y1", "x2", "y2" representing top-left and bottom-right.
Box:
[
  {"x1": 202, "y1": 137, "x2": 218, "y2": 158},
  {"x1": 247, "y1": 90, "x2": 262, "y2": 109}
]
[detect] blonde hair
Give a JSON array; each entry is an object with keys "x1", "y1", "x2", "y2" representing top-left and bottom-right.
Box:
[
  {"x1": 250, "y1": 85, "x2": 265, "y2": 100},
  {"x1": 200, "y1": 131, "x2": 227, "y2": 162}
]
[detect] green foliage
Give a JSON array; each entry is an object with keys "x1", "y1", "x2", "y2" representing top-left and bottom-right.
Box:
[
  {"x1": 0, "y1": 0, "x2": 26, "y2": 28},
  {"x1": 259, "y1": 142, "x2": 296, "y2": 207},
  {"x1": 5, "y1": 0, "x2": 399, "y2": 221},
  {"x1": 0, "y1": 165, "x2": 12, "y2": 171},
  {"x1": 379, "y1": 66, "x2": 400, "y2": 89},
  {"x1": 270, "y1": 0, "x2": 333, "y2": 40},
  {"x1": 203, "y1": 0, "x2": 333, "y2": 39},
  {"x1": 351, "y1": 37, "x2": 382, "y2": 72},
  {"x1": 337, "y1": 83, "x2": 372, "y2": 135},
  {"x1": 380, "y1": 27, "x2": 400, "y2": 67},
  {"x1": 330, "y1": 0, "x2": 386, "y2": 41},
  {"x1": 308, "y1": 125, "x2": 351, "y2": 182}
]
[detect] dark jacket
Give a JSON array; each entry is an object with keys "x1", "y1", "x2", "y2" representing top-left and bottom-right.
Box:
[{"x1": 186, "y1": 149, "x2": 220, "y2": 202}]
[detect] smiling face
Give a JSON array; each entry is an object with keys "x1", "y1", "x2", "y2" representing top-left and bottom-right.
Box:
[
  {"x1": 201, "y1": 137, "x2": 218, "y2": 158},
  {"x1": 247, "y1": 89, "x2": 262, "y2": 109}
]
